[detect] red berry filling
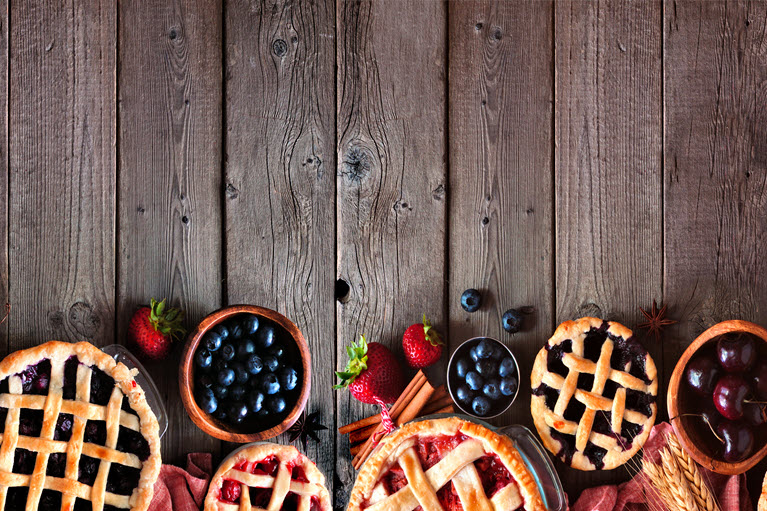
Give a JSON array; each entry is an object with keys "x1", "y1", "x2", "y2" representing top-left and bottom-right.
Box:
[
  {"x1": 220, "y1": 479, "x2": 241, "y2": 503},
  {"x1": 252, "y1": 455, "x2": 280, "y2": 476},
  {"x1": 414, "y1": 433, "x2": 468, "y2": 470},
  {"x1": 250, "y1": 488, "x2": 273, "y2": 507},
  {"x1": 474, "y1": 453, "x2": 513, "y2": 497},
  {"x1": 291, "y1": 464, "x2": 309, "y2": 483}
]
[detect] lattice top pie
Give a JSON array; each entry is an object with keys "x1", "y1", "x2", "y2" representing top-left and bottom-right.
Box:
[
  {"x1": 760, "y1": 470, "x2": 767, "y2": 511},
  {"x1": 0, "y1": 341, "x2": 161, "y2": 511},
  {"x1": 531, "y1": 317, "x2": 658, "y2": 471},
  {"x1": 347, "y1": 417, "x2": 544, "y2": 511},
  {"x1": 204, "y1": 443, "x2": 331, "y2": 511}
]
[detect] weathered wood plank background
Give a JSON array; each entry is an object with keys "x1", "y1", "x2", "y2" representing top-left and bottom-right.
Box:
[{"x1": 3, "y1": 0, "x2": 767, "y2": 507}]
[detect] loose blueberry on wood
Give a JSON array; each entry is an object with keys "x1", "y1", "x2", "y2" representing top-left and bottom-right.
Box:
[
  {"x1": 502, "y1": 309, "x2": 524, "y2": 333},
  {"x1": 460, "y1": 289, "x2": 482, "y2": 312}
]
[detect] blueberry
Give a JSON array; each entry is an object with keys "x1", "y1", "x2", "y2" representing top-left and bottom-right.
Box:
[
  {"x1": 267, "y1": 396, "x2": 286, "y2": 414},
  {"x1": 236, "y1": 339, "x2": 256, "y2": 360},
  {"x1": 476, "y1": 339, "x2": 494, "y2": 359},
  {"x1": 195, "y1": 349, "x2": 212, "y2": 369},
  {"x1": 228, "y1": 322, "x2": 244, "y2": 340},
  {"x1": 261, "y1": 373, "x2": 280, "y2": 394},
  {"x1": 267, "y1": 344, "x2": 285, "y2": 359},
  {"x1": 228, "y1": 402, "x2": 249, "y2": 423},
  {"x1": 203, "y1": 332, "x2": 222, "y2": 352},
  {"x1": 483, "y1": 380, "x2": 501, "y2": 400},
  {"x1": 217, "y1": 368, "x2": 235, "y2": 387},
  {"x1": 215, "y1": 409, "x2": 227, "y2": 422},
  {"x1": 455, "y1": 358, "x2": 471, "y2": 378},
  {"x1": 465, "y1": 371, "x2": 483, "y2": 391},
  {"x1": 242, "y1": 314, "x2": 259, "y2": 335},
  {"x1": 197, "y1": 387, "x2": 215, "y2": 401},
  {"x1": 230, "y1": 384, "x2": 246, "y2": 402},
  {"x1": 455, "y1": 385, "x2": 473, "y2": 404},
  {"x1": 472, "y1": 396, "x2": 491, "y2": 416},
  {"x1": 197, "y1": 374, "x2": 214, "y2": 389},
  {"x1": 499, "y1": 357, "x2": 516, "y2": 378},
  {"x1": 213, "y1": 359, "x2": 228, "y2": 372},
  {"x1": 500, "y1": 376, "x2": 518, "y2": 396},
  {"x1": 279, "y1": 367, "x2": 298, "y2": 391},
  {"x1": 232, "y1": 362, "x2": 249, "y2": 384},
  {"x1": 246, "y1": 355, "x2": 264, "y2": 375},
  {"x1": 502, "y1": 309, "x2": 524, "y2": 333},
  {"x1": 213, "y1": 324, "x2": 230, "y2": 341},
  {"x1": 213, "y1": 385, "x2": 229, "y2": 400},
  {"x1": 263, "y1": 356, "x2": 279, "y2": 373},
  {"x1": 470, "y1": 346, "x2": 481, "y2": 362},
  {"x1": 256, "y1": 325, "x2": 276, "y2": 349},
  {"x1": 475, "y1": 359, "x2": 496, "y2": 377},
  {"x1": 221, "y1": 344, "x2": 236, "y2": 362},
  {"x1": 460, "y1": 289, "x2": 482, "y2": 312},
  {"x1": 198, "y1": 392, "x2": 217, "y2": 414},
  {"x1": 248, "y1": 392, "x2": 264, "y2": 413}
]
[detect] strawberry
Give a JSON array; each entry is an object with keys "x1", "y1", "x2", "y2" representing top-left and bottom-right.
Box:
[
  {"x1": 128, "y1": 298, "x2": 185, "y2": 361},
  {"x1": 402, "y1": 315, "x2": 443, "y2": 368},
  {"x1": 334, "y1": 336, "x2": 404, "y2": 404}
]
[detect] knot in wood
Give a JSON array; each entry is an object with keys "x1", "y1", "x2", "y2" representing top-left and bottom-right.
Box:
[
  {"x1": 272, "y1": 39, "x2": 288, "y2": 57},
  {"x1": 69, "y1": 302, "x2": 100, "y2": 337},
  {"x1": 225, "y1": 183, "x2": 239, "y2": 200},
  {"x1": 341, "y1": 146, "x2": 373, "y2": 182}
]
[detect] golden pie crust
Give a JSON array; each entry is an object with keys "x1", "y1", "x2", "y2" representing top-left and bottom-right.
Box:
[
  {"x1": 347, "y1": 416, "x2": 544, "y2": 511},
  {"x1": 0, "y1": 341, "x2": 161, "y2": 511},
  {"x1": 204, "y1": 443, "x2": 331, "y2": 511},
  {"x1": 531, "y1": 317, "x2": 658, "y2": 471}
]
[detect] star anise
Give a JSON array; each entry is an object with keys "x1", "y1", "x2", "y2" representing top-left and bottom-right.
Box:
[
  {"x1": 637, "y1": 300, "x2": 677, "y2": 342},
  {"x1": 288, "y1": 411, "x2": 327, "y2": 450}
]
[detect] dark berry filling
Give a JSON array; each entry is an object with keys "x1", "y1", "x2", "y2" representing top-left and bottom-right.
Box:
[
  {"x1": 602, "y1": 379, "x2": 620, "y2": 400},
  {"x1": 577, "y1": 372, "x2": 595, "y2": 391},
  {"x1": 19, "y1": 409, "x2": 43, "y2": 437},
  {"x1": 73, "y1": 498, "x2": 93, "y2": 511},
  {"x1": 90, "y1": 367, "x2": 115, "y2": 405},
  {"x1": 532, "y1": 384, "x2": 559, "y2": 410},
  {"x1": 592, "y1": 411, "x2": 612, "y2": 436},
  {"x1": 116, "y1": 426, "x2": 150, "y2": 461},
  {"x1": 545, "y1": 339, "x2": 572, "y2": 377},
  {"x1": 121, "y1": 396, "x2": 138, "y2": 416},
  {"x1": 13, "y1": 448, "x2": 36, "y2": 474},
  {"x1": 563, "y1": 398, "x2": 586, "y2": 423},
  {"x1": 78, "y1": 455, "x2": 100, "y2": 486},
  {"x1": 626, "y1": 389, "x2": 655, "y2": 417},
  {"x1": 6, "y1": 488, "x2": 29, "y2": 510},
  {"x1": 38, "y1": 489, "x2": 62, "y2": 511},
  {"x1": 583, "y1": 331, "x2": 606, "y2": 362},
  {"x1": 63, "y1": 356, "x2": 79, "y2": 399},
  {"x1": 54, "y1": 413, "x2": 74, "y2": 441},
  {"x1": 47, "y1": 452, "x2": 67, "y2": 478},
  {"x1": 249, "y1": 487, "x2": 272, "y2": 507},
  {"x1": 549, "y1": 430, "x2": 576, "y2": 465},
  {"x1": 621, "y1": 421, "x2": 644, "y2": 444},
  {"x1": 583, "y1": 443, "x2": 608, "y2": 469},
  {"x1": 106, "y1": 464, "x2": 141, "y2": 495},
  {"x1": 84, "y1": 420, "x2": 107, "y2": 446},
  {"x1": 20, "y1": 360, "x2": 51, "y2": 395}
]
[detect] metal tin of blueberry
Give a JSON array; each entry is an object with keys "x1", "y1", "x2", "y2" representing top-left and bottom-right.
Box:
[{"x1": 447, "y1": 337, "x2": 520, "y2": 419}]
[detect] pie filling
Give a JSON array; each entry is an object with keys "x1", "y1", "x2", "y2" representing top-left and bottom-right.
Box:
[
  {"x1": 370, "y1": 433, "x2": 521, "y2": 511},
  {"x1": 0, "y1": 357, "x2": 152, "y2": 511},
  {"x1": 533, "y1": 322, "x2": 655, "y2": 469},
  {"x1": 219, "y1": 457, "x2": 322, "y2": 511}
]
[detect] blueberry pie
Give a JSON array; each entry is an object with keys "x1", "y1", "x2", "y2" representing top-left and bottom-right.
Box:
[
  {"x1": 204, "y1": 443, "x2": 330, "y2": 511},
  {"x1": 531, "y1": 317, "x2": 658, "y2": 471},
  {"x1": 0, "y1": 341, "x2": 161, "y2": 510},
  {"x1": 347, "y1": 417, "x2": 544, "y2": 511}
]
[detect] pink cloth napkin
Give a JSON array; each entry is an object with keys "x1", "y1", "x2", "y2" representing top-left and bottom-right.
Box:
[
  {"x1": 149, "y1": 453, "x2": 212, "y2": 511},
  {"x1": 570, "y1": 422, "x2": 752, "y2": 511}
]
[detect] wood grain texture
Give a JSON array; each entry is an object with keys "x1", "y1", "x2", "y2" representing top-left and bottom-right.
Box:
[
  {"x1": 663, "y1": 0, "x2": 767, "y2": 498},
  {"x1": 447, "y1": 0, "x2": 554, "y2": 431},
  {"x1": 555, "y1": 0, "x2": 663, "y2": 494},
  {"x1": 9, "y1": 1, "x2": 115, "y2": 348},
  {"x1": 118, "y1": 0, "x2": 223, "y2": 464},
  {"x1": 224, "y1": 0, "x2": 336, "y2": 488},
  {"x1": 336, "y1": 0, "x2": 447, "y2": 504},
  {"x1": 0, "y1": 3, "x2": 7, "y2": 354}
]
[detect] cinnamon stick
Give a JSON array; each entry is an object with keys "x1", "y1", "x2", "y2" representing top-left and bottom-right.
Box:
[{"x1": 420, "y1": 395, "x2": 454, "y2": 416}]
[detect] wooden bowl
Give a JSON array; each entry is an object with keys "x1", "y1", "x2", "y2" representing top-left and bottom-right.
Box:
[
  {"x1": 668, "y1": 319, "x2": 767, "y2": 474},
  {"x1": 179, "y1": 305, "x2": 311, "y2": 442}
]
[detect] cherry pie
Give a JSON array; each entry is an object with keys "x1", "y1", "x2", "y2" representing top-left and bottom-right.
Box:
[
  {"x1": 347, "y1": 417, "x2": 544, "y2": 511},
  {"x1": 0, "y1": 341, "x2": 161, "y2": 511},
  {"x1": 204, "y1": 443, "x2": 330, "y2": 511},
  {"x1": 531, "y1": 317, "x2": 658, "y2": 471}
]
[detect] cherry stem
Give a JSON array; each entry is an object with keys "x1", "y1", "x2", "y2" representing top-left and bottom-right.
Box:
[
  {"x1": 745, "y1": 399, "x2": 767, "y2": 404},
  {"x1": 671, "y1": 413, "x2": 724, "y2": 443}
]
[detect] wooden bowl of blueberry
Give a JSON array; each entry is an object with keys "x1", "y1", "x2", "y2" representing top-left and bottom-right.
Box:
[
  {"x1": 447, "y1": 337, "x2": 519, "y2": 418},
  {"x1": 179, "y1": 305, "x2": 311, "y2": 442},
  {"x1": 669, "y1": 320, "x2": 767, "y2": 474}
]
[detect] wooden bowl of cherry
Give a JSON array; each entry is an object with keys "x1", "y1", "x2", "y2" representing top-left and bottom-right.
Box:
[
  {"x1": 179, "y1": 305, "x2": 311, "y2": 443},
  {"x1": 668, "y1": 319, "x2": 767, "y2": 475}
]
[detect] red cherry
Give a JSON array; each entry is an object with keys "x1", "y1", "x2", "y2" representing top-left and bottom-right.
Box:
[
  {"x1": 716, "y1": 333, "x2": 756, "y2": 372},
  {"x1": 743, "y1": 402, "x2": 767, "y2": 427},
  {"x1": 685, "y1": 355, "x2": 721, "y2": 395},
  {"x1": 716, "y1": 420, "x2": 754, "y2": 463},
  {"x1": 751, "y1": 360, "x2": 767, "y2": 400},
  {"x1": 713, "y1": 374, "x2": 749, "y2": 420}
]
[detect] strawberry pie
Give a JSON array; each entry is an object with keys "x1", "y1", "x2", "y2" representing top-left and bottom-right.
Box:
[
  {"x1": 204, "y1": 443, "x2": 330, "y2": 511},
  {"x1": 347, "y1": 417, "x2": 544, "y2": 511}
]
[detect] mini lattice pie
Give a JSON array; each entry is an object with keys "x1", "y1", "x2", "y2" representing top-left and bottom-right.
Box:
[
  {"x1": 204, "y1": 443, "x2": 330, "y2": 511},
  {"x1": 531, "y1": 317, "x2": 658, "y2": 471},
  {"x1": 347, "y1": 417, "x2": 544, "y2": 511},
  {"x1": 0, "y1": 341, "x2": 161, "y2": 511}
]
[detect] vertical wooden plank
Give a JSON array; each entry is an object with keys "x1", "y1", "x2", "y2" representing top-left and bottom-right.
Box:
[
  {"x1": 556, "y1": 0, "x2": 662, "y2": 495},
  {"x1": 118, "y1": 0, "x2": 223, "y2": 463},
  {"x1": 448, "y1": 0, "x2": 554, "y2": 431},
  {"x1": 664, "y1": 0, "x2": 767, "y2": 497},
  {"x1": 0, "y1": 3, "x2": 7, "y2": 353},
  {"x1": 224, "y1": 0, "x2": 336, "y2": 488},
  {"x1": 336, "y1": 0, "x2": 447, "y2": 503},
  {"x1": 9, "y1": 2, "x2": 115, "y2": 347}
]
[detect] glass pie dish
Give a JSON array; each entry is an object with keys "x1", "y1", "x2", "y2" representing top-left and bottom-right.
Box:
[{"x1": 348, "y1": 414, "x2": 567, "y2": 511}]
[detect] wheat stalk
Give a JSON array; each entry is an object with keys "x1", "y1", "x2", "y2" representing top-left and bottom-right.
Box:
[
  {"x1": 642, "y1": 458, "x2": 676, "y2": 507},
  {"x1": 666, "y1": 433, "x2": 721, "y2": 511},
  {"x1": 660, "y1": 448, "x2": 702, "y2": 511}
]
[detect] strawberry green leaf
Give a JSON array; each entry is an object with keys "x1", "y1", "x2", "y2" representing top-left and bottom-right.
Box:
[{"x1": 334, "y1": 335, "x2": 369, "y2": 389}]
